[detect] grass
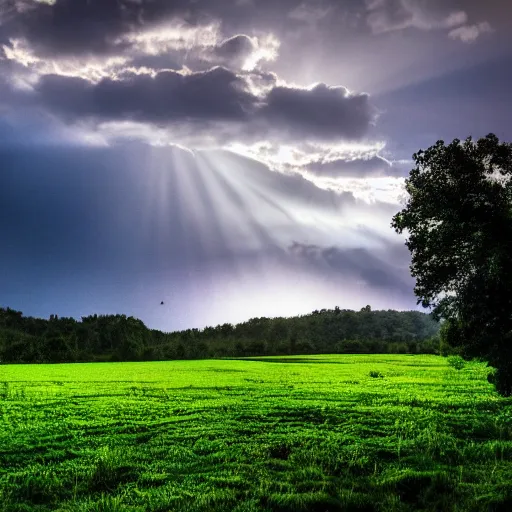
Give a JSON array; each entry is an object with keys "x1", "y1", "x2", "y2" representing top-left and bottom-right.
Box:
[{"x1": 0, "y1": 354, "x2": 511, "y2": 511}]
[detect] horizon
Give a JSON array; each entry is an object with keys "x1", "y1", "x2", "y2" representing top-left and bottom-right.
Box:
[{"x1": 1, "y1": 0, "x2": 510, "y2": 331}]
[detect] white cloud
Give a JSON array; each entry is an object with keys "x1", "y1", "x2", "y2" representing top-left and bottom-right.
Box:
[
  {"x1": 448, "y1": 21, "x2": 493, "y2": 43},
  {"x1": 224, "y1": 139, "x2": 406, "y2": 204},
  {"x1": 2, "y1": 22, "x2": 280, "y2": 87},
  {"x1": 118, "y1": 21, "x2": 221, "y2": 56},
  {"x1": 240, "y1": 33, "x2": 280, "y2": 71},
  {"x1": 225, "y1": 140, "x2": 386, "y2": 173},
  {"x1": 3, "y1": 38, "x2": 130, "y2": 83},
  {"x1": 311, "y1": 175, "x2": 406, "y2": 204}
]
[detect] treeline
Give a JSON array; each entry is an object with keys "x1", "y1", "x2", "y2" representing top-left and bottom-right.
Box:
[{"x1": 0, "y1": 306, "x2": 440, "y2": 364}]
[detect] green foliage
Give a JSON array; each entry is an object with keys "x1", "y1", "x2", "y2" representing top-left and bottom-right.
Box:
[
  {"x1": 1, "y1": 355, "x2": 511, "y2": 511},
  {"x1": 392, "y1": 134, "x2": 512, "y2": 395},
  {"x1": 447, "y1": 356, "x2": 466, "y2": 370},
  {"x1": 0, "y1": 307, "x2": 440, "y2": 364}
]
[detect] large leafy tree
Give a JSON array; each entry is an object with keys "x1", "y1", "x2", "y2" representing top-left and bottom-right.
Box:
[{"x1": 392, "y1": 134, "x2": 512, "y2": 395}]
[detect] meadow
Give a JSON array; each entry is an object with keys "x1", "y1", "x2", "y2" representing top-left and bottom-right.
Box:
[{"x1": 0, "y1": 355, "x2": 511, "y2": 512}]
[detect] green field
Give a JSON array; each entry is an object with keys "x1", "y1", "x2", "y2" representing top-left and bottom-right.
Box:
[{"x1": 1, "y1": 355, "x2": 511, "y2": 511}]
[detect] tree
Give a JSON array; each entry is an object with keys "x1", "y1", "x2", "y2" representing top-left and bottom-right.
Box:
[{"x1": 392, "y1": 134, "x2": 512, "y2": 395}]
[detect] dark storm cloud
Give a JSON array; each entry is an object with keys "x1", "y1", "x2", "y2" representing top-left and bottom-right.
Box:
[
  {"x1": 0, "y1": 0, "x2": 506, "y2": 62},
  {"x1": 260, "y1": 83, "x2": 375, "y2": 140},
  {"x1": 1, "y1": 0, "x2": 192, "y2": 57},
  {"x1": 27, "y1": 68, "x2": 375, "y2": 141},
  {"x1": 35, "y1": 67, "x2": 256, "y2": 123},
  {"x1": 0, "y1": 0, "x2": 270, "y2": 61},
  {"x1": 289, "y1": 241, "x2": 413, "y2": 296}
]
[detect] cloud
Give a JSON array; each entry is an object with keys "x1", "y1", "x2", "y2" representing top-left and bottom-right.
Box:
[
  {"x1": 259, "y1": 83, "x2": 375, "y2": 141},
  {"x1": 0, "y1": 0, "x2": 277, "y2": 70},
  {"x1": 198, "y1": 148, "x2": 360, "y2": 222},
  {"x1": 1, "y1": 31, "x2": 279, "y2": 94},
  {"x1": 213, "y1": 34, "x2": 256, "y2": 64},
  {"x1": 225, "y1": 140, "x2": 400, "y2": 176},
  {"x1": 119, "y1": 21, "x2": 221, "y2": 57},
  {"x1": 195, "y1": 33, "x2": 280, "y2": 71},
  {"x1": 221, "y1": 140, "x2": 408, "y2": 204},
  {"x1": 448, "y1": 21, "x2": 493, "y2": 43},
  {"x1": 12, "y1": 66, "x2": 376, "y2": 145},
  {"x1": 365, "y1": 0, "x2": 496, "y2": 45},
  {"x1": 1, "y1": 37, "x2": 133, "y2": 83},
  {"x1": 365, "y1": 0, "x2": 469, "y2": 35},
  {"x1": 306, "y1": 155, "x2": 395, "y2": 178},
  {"x1": 35, "y1": 67, "x2": 256, "y2": 123},
  {"x1": 1, "y1": 0, "x2": 192, "y2": 57}
]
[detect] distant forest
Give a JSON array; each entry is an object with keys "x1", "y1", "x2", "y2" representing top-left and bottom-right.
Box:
[{"x1": 0, "y1": 306, "x2": 442, "y2": 364}]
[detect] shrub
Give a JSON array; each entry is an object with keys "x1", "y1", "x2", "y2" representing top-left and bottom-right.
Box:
[{"x1": 447, "y1": 356, "x2": 465, "y2": 370}]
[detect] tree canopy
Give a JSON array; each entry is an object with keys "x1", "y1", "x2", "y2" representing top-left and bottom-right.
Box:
[
  {"x1": 0, "y1": 306, "x2": 439, "y2": 364},
  {"x1": 392, "y1": 134, "x2": 512, "y2": 395}
]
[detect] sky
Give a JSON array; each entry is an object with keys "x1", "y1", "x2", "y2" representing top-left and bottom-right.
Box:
[{"x1": 1, "y1": 0, "x2": 511, "y2": 331}]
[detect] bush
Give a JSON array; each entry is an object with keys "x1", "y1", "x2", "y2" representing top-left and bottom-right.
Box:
[{"x1": 447, "y1": 356, "x2": 465, "y2": 370}]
